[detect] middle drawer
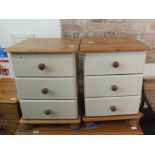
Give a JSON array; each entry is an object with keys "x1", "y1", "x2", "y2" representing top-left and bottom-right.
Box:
[
  {"x1": 15, "y1": 78, "x2": 76, "y2": 99},
  {"x1": 85, "y1": 74, "x2": 143, "y2": 97}
]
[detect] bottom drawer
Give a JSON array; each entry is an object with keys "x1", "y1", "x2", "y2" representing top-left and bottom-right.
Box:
[
  {"x1": 85, "y1": 96, "x2": 140, "y2": 116},
  {"x1": 20, "y1": 100, "x2": 78, "y2": 119}
]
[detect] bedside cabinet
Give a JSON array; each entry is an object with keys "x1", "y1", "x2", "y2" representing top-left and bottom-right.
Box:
[
  {"x1": 80, "y1": 38, "x2": 150, "y2": 117},
  {"x1": 6, "y1": 38, "x2": 80, "y2": 121}
]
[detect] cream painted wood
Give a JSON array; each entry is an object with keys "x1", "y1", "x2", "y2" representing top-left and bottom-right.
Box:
[
  {"x1": 20, "y1": 100, "x2": 78, "y2": 119},
  {"x1": 84, "y1": 52, "x2": 145, "y2": 75},
  {"x1": 15, "y1": 78, "x2": 76, "y2": 99},
  {"x1": 85, "y1": 96, "x2": 140, "y2": 116},
  {"x1": 11, "y1": 53, "x2": 75, "y2": 77},
  {"x1": 85, "y1": 74, "x2": 143, "y2": 97}
]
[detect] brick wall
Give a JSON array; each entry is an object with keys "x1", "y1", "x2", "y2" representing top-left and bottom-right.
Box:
[{"x1": 61, "y1": 19, "x2": 155, "y2": 63}]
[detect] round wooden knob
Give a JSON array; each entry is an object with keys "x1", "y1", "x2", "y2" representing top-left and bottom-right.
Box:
[
  {"x1": 113, "y1": 61, "x2": 119, "y2": 68},
  {"x1": 44, "y1": 109, "x2": 52, "y2": 115},
  {"x1": 110, "y1": 106, "x2": 117, "y2": 112},
  {"x1": 41, "y1": 88, "x2": 48, "y2": 94},
  {"x1": 38, "y1": 63, "x2": 45, "y2": 70},
  {"x1": 111, "y1": 85, "x2": 118, "y2": 91}
]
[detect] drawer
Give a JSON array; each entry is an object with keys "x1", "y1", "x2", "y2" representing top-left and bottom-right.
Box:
[
  {"x1": 11, "y1": 54, "x2": 75, "y2": 77},
  {"x1": 84, "y1": 52, "x2": 145, "y2": 75},
  {"x1": 85, "y1": 96, "x2": 140, "y2": 116},
  {"x1": 20, "y1": 100, "x2": 78, "y2": 119},
  {"x1": 85, "y1": 74, "x2": 143, "y2": 97},
  {"x1": 0, "y1": 103, "x2": 19, "y2": 120},
  {"x1": 16, "y1": 78, "x2": 76, "y2": 100}
]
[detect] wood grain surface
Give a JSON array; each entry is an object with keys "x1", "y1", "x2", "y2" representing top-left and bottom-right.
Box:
[
  {"x1": 6, "y1": 38, "x2": 80, "y2": 53},
  {"x1": 82, "y1": 113, "x2": 143, "y2": 122},
  {"x1": 0, "y1": 120, "x2": 19, "y2": 135},
  {"x1": 80, "y1": 38, "x2": 150, "y2": 52},
  {"x1": 19, "y1": 117, "x2": 81, "y2": 124},
  {"x1": 0, "y1": 103, "x2": 19, "y2": 120},
  {"x1": 15, "y1": 121, "x2": 143, "y2": 135},
  {"x1": 0, "y1": 78, "x2": 19, "y2": 104},
  {"x1": 0, "y1": 78, "x2": 20, "y2": 134}
]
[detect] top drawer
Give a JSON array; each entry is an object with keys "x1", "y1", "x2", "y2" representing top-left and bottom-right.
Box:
[
  {"x1": 11, "y1": 54, "x2": 75, "y2": 77},
  {"x1": 84, "y1": 52, "x2": 146, "y2": 75}
]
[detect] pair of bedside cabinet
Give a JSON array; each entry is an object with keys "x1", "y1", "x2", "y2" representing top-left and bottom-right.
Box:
[{"x1": 6, "y1": 38, "x2": 150, "y2": 126}]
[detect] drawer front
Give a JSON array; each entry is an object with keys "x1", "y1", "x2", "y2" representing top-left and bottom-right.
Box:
[
  {"x1": 11, "y1": 54, "x2": 75, "y2": 77},
  {"x1": 85, "y1": 52, "x2": 145, "y2": 75},
  {"x1": 85, "y1": 96, "x2": 140, "y2": 116},
  {"x1": 20, "y1": 100, "x2": 78, "y2": 119},
  {"x1": 16, "y1": 78, "x2": 76, "y2": 100},
  {"x1": 85, "y1": 75, "x2": 143, "y2": 97}
]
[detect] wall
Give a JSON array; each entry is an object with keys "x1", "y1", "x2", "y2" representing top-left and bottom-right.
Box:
[
  {"x1": 61, "y1": 19, "x2": 155, "y2": 92},
  {"x1": 61, "y1": 19, "x2": 155, "y2": 63},
  {"x1": 0, "y1": 19, "x2": 61, "y2": 48},
  {"x1": 0, "y1": 19, "x2": 61, "y2": 77}
]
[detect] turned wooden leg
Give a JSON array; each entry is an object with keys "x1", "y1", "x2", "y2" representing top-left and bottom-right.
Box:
[
  {"x1": 126, "y1": 119, "x2": 140, "y2": 128},
  {"x1": 84, "y1": 121, "x2": 96, "y2": 128},
  {"x1": 19, "y1": 124, "x2": 35, "y2": 132},
  {"x1": 70, "y1": 124, "x2": 81, "y2": 130}
]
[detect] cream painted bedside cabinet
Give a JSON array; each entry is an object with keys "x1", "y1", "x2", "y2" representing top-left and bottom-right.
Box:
[
  {"x1": 6, "y1": 38, "x2": 80, "y2": 124},
  {"x1": 80, "y1": 38, "x2": 150, "y2": 118}
]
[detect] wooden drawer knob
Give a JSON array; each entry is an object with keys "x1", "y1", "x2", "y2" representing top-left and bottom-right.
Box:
[
  {"x1": 44, "y1": 109, "x2": 52, "y2": 115},
  {"x1": 41, "y1": 88, "x2": 49, "y2": 94},
  {"x1": 111, "y1": 85, "x2": 118, "y2": 91},
  {"x1": 113, "y1": 61, "x2": 119, "y2": 68},
  {"x1": 38, "y1": 63, "x2": 46, "y2": 70},
  {"x1": 110, "y1": 106, "x2": 117, "y2": 112}
]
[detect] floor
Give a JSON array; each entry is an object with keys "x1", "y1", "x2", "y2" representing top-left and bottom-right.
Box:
[
  {"x1": 15, "y1": 121, "x2": 143, "y2": 135},
  {"x1": 15, "y1": 108, "x2": 154, "y2": 135},
  {"x1": 140, "y1": 108, "x2": 155, "y2": 135}
]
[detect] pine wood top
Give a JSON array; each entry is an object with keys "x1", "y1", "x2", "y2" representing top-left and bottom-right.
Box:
[
  {"x1": 0, "y1": 78, "x2": 19, "y2": 104},
  {"x1": 6, "y1": 38, "x2": 80, "y2": 53},
  {"x1": 80, "y1": 38, "x2": 150, "y2": 52}
]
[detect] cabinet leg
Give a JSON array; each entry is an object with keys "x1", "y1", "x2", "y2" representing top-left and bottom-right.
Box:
[
  {"x1": 126, "y1": 119, "x2": 140, "y2": 128},
  {"x1": 84, "y1": 121, "x2": 96, "y2": 128},
  {"x1": 70, "y1": 124, "x2": 81, "y2": 130},
  {"x1": 19, "y1": 124, "x2": 35, "y2": 132}
]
